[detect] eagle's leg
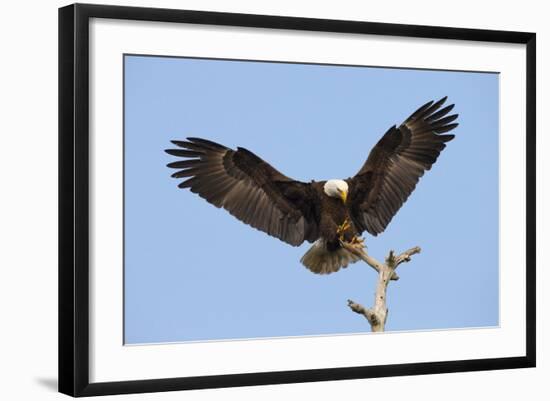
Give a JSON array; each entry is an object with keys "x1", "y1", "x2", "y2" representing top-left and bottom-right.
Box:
[
  {"x1": 336, "y1": 218, "x2": 351, "y2": 241},
  {"x1": 336, "y1": 218, "x2": 365, "y2": 249}
]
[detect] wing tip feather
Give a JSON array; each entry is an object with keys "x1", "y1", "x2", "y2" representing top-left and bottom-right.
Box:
[{"x1": 186, "y1": 137, "x2": 227, "y2": 150}]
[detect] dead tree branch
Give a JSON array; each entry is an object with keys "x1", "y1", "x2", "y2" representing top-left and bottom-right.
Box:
[{"x1": 343, "y1": 242, "x2": 421, "y2": 332}]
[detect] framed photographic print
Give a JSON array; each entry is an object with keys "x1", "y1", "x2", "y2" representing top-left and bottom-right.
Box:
[{"x1": 58, "y1": 3, "x2": 536, "y2": 397}]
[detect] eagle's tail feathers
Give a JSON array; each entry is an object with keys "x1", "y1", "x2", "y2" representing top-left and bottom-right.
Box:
[{"x1": 300, "y1": 239, "x2": 360, "y2": 274}]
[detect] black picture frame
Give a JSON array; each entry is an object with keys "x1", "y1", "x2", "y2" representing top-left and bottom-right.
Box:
[{"x1": 59, "y1": 3, "x2": 536, "y2": 397}]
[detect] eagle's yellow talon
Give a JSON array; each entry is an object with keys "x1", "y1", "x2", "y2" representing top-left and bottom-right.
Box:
[{"x1": 336, "y1": 218, "x2": 351, "y2": 240}]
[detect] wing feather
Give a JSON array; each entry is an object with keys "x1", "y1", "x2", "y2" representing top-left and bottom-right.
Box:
[
  {"x1": 348, "y1": 97, "x2": 459, "y2": 235},
  {"x1": 165, "y1": 138, "x2": 318, "y2": 246}
]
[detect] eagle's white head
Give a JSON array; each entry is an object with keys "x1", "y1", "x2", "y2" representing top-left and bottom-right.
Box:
[{"x1": 324, "y1": 179, "x2": 349, "y2": 203}]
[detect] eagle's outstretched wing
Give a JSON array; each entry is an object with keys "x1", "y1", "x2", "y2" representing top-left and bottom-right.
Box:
[
  {"x1": 347, "y1": 97, "x2": 459, "y2": 236},
  {"x1": 165, "y1": 138, "x2": 319, "y2": 246}
]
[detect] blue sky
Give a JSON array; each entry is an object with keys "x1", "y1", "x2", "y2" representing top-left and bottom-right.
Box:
[{"x1": 124, "y1": 55, "x2": 499, "y2": 344}]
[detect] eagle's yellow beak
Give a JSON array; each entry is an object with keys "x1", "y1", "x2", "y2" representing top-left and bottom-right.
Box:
[{"x1": 341, "y1": 190, "x2": 348, "y2": 204}]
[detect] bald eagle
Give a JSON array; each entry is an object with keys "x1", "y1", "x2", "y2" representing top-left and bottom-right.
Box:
[{"x1": 165, "y1": 97, "x2": 458, "y2": 274}]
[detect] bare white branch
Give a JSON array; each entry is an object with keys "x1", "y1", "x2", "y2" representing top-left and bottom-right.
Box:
[{"x1": 345, "y1": 244, "x2": 421, "y2": 332}]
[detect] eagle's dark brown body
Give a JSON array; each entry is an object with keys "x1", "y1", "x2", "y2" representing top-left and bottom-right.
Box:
[
  {"x1": 165, "y1": 97, "x2": 459, "y2": 274},
  {"x1": 314, "y1": 183, "x2": 357, "y2": 248}
]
